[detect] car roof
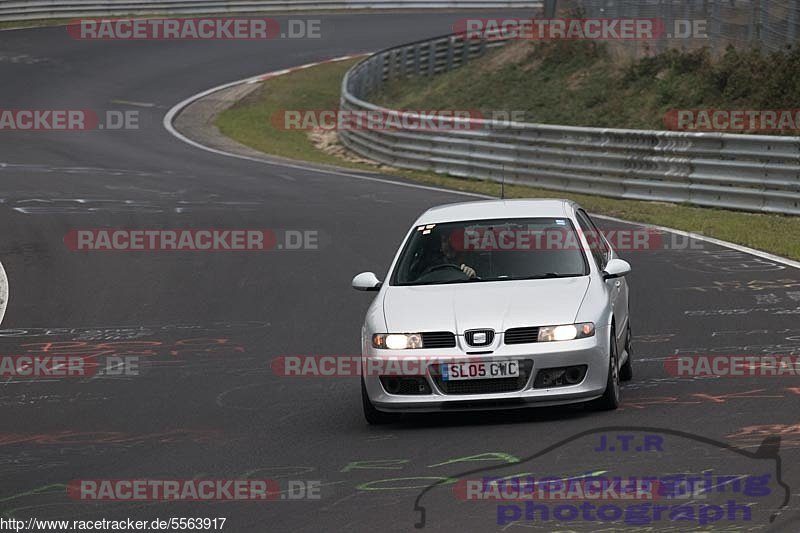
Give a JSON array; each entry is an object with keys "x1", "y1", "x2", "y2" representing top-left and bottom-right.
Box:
[{"x1": 414, "y1": 199, "x2": 576, "y2": 225}]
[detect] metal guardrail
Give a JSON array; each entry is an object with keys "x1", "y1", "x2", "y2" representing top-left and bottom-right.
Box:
[
  {"x1": 339, "y1": 33, "x2": 800, "y2": 215},
  {"x1": 0, "y1": 0, "x2": 544, "y2": 22}
]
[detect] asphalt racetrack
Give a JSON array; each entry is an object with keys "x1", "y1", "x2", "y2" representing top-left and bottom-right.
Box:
[{"x1": 0, "y1": 11, "x2": 799, "y2": 532}]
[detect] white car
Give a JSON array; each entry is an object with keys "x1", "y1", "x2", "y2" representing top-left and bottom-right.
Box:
[{"x1": 352, "y1": 199, "x2": 632, "y2": 424}]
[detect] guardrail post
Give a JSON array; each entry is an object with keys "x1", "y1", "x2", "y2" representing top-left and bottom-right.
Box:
[
  {"x1": 382, "y1": 52, "x2": 391, "y2": 83},
  {"x1": 445, "y1": 37, "x2": 455, "y2": 72},
  {"x1": 388, "y1": 50, "x2": 397, "y2": 81},
  {"x1": 358, "y1": 66, "x2": 368, "y2": 98},
  {"x1": 710, "y1": 0, "x2": 721, "y2": 54},
  {"x1": 368, "y1": 58, "x2": 378, "y2": 94},
  {"x1": 427, "y1": 42, "x2": 437, "y2": 77},
  {"x1": 460, "y1": 35, "x2": 470, "y2": 66},
  {"x1": 748, "y1": 0, "x2": 762, "y2": 45},
  {"x1": 760, "y1": 0, "x2": 771, "y2": 51}
]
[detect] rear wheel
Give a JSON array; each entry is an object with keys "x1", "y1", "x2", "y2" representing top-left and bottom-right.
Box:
[
  {"x1": 362, "y1": 378, "x2": 400, "y2": 425},
  {"x1": 619, "y1": 322, "x2": 633, "y2": 382},
  {"x1": 591, "y1": 328, "x2": 621, "y2": 411}
]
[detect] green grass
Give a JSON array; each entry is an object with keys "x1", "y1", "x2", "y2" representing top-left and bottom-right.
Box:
[
  {"x1": 373, "y1": 40, "x2": 800, "y2": 131},
  {"x1": 217, "y1": 59, "x2": 365, "y2": 167},
  {"x1": 216, "y1": 57, "x2": 800, "y2": 261}
]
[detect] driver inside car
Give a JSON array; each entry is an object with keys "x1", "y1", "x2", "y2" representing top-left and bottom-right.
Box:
[
  {"x1": 408, "y1": 229, "x2": 478, "y2": 281},
  {"x1": 440, "y1": 233, "x2": 477, "y2": 279}
]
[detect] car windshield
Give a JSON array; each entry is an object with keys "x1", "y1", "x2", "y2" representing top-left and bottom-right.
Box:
[{"x1": 391, "y1": 217, "x2": 589, "y2": 286}]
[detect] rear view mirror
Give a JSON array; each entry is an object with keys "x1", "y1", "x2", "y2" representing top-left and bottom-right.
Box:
[
  {"x1": 603, "y1": 258, "x2": 631, "y2": 280},
  {"x1": 352, "y1": 272, "x2": 382, "y2": 291}
]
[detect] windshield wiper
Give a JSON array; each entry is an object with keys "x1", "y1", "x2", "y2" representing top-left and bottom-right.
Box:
[
  {"x1": 514, "y1": 273, "x2": 583, "y2": 280},
  {"x1": 406, "y1": 277, "x2": 489, "y2": 286}
]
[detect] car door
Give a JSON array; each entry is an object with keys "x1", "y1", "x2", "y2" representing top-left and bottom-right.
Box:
[{"x1": 575, "y1": 210, "x2": 628, "y2": 354}]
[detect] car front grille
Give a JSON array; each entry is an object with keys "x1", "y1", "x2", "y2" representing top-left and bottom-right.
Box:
[
  {"x1": 421, "y1": 331, "x2": 457, "y2": 349},
  {"x1": 464, "y1": 329, "x2": 495, "y2": 347},
  {"x1": 504, "y1": 327, "x2": 540, "y2": 345},
  {"x1": 431, "y1": 360, "x2": 533, "y2": 395}
]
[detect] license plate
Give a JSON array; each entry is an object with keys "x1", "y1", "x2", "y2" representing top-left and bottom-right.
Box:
[{"x1": 441, "y1": 361, "x2": 520, "y2": 381}]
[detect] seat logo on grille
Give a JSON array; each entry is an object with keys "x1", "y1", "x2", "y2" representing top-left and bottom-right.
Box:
[{"x1": 465, "y1": 329, "x2": 494, "y2": 347}]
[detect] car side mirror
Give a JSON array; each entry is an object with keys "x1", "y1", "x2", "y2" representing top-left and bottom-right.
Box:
[
  {"x1": 352, "y1": 272, "x2": 382, "y2": 291},
  {"x1": 602, "y1": 258, "x2": 631, "y2": 280}
]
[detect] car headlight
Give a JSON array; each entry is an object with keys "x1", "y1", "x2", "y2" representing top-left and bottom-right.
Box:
[
  {"x1": 538, "y1": 323, "x2": 595, "y2": 342},
  {"x1": 372, "y1": 333, "x2": 424, "y2": 349}
]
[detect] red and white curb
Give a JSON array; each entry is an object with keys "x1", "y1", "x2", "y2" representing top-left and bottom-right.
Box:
[
  {"x1": 246, "y1": 54, "x2": 369, "y2": 84},
  {"x1": 163, "y1": 53, "x2": 370, "y2": 155},
  {"x1": 162, "y1": 56, "x2": 800, "y2": 270}
]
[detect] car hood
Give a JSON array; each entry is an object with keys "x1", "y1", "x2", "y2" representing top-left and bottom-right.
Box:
[{"x1": 382, "y1": 277, "x2": 591, "y2": 333}]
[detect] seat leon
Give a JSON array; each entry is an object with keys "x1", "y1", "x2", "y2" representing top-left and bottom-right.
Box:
[{"x1": 352, "y1": 199, "x2": 632, "y2": 424}]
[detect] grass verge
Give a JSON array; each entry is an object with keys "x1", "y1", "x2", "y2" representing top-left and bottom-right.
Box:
[
  {"x1": 216, "y1": 58, "x2": 800, "y2": 261},
  {"x1": 373, "y1": 40, "x2": 800, "y2": 131}
]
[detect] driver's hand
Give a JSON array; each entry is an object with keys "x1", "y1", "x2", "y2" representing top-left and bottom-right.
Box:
[{"x1": 460, "y1": 264, "x2": 477, "y2": 279}]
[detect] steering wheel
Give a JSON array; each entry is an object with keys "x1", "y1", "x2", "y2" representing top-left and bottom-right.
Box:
[{"x1": 418, "y1": 263, "x2": 465, "y2": 277}]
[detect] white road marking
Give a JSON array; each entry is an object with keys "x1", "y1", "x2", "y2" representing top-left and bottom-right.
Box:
[
  {"x1": 110, "y1": 99, "x2": 157, "y2": 108},
  {"x1": 162, "y1": 57, "x2": 800, "y2": 271},
  {"x1": 594, "y1": 214, "x2": 800, "y2": 270}
]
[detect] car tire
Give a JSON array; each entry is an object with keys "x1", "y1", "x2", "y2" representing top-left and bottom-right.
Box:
[
  {"x1": 590, "y1": 327, "x2": 621, "y2": 411},
  {"x1": 619, "y1": 322, "x2": 633, "y2": 382},
  {"x1": 362, "y1": 378, "x2": 400, "y2": 425}
]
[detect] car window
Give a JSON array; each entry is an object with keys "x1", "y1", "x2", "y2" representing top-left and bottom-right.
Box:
[
  {"x1": 582, "y1": 210, "x2": 611, "y2": 263},
  {"x1": 390, "y1": 217, "x2": 589, "y2": 286},
  {"x1": 575, "y1": 209, "x2": 609, "y2": 270}
]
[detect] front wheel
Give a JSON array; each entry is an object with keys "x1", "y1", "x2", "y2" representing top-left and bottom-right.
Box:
[
  {"x1": 362, "y1": 378, "x2": 400, "y2": 425},
  {"x1": 590, "y1": 328, "x2": 620, "y2": 411},
  {"x1": 619, "y1": 322, "x2": 633, "y2": 382}
]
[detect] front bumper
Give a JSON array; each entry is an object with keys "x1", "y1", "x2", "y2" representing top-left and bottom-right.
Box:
[{"x1": 362, "y1": 327, "x2": 610, "y2": 413}]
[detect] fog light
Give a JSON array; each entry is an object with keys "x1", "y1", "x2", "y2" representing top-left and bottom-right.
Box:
[
  {"x1": 379, "y1": 376, "x2": 432, "y2": 395},
  {"x1": 564, "y1": 366, "x2": 584, "y2": 384},
  {"x1": 538, "y1": 368, "x2": 565, "y2": 387},
  {"x1": 534, "y1": 365, "x2": 588, "y2": 388},
  {"x1": 383, "y1": 377, "x2": 400, "y2": 394}
]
